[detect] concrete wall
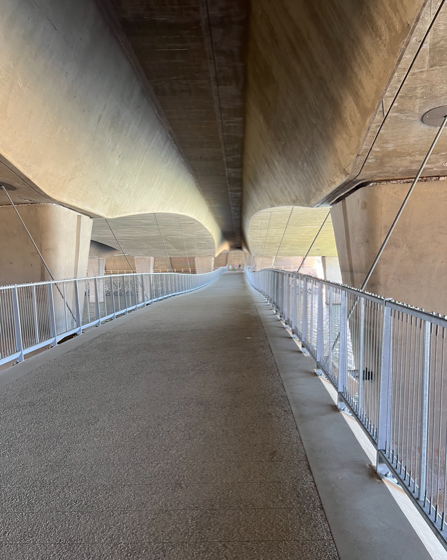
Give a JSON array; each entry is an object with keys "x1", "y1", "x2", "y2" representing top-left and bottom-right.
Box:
[
  {"x1": 0, "y1": 0, "x2": 224, "y2": 250},
  {"x1": 322, "y1": 257, "x2": 342, "y2": 284},
  {"x1": 134, "y1": 257, "x2": 154, "y2": 274},
  {"x1": 105, "y1": 255, "x2": 135, "y2": 274},
  {"x1": 0, "y1": 204, "x2": 92, "y2": 285},
  {"x1": 228, "y1": 250, "x2": 245, "y2": 269},
  {"x1": 331, "y1": 181, "x2": 447, "y2": 314},
  {"x1": 195, "y1": 257, "x2": 214, "y2": 275},
  {"x1": 242, "y1": 0, "x2": 425, "y2": 230}
]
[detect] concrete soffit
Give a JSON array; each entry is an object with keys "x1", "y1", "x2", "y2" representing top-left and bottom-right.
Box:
[{"x1": 323, "y1": 0, "x2": 447, "y2": 205}]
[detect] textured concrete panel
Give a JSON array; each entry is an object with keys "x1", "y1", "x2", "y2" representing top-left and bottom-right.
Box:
[
  {"x1": 332, "y1": 181, "x2": 447, "y2": 313},
  {"x1": 0, "y1": 204, "x2": 92, "y2": 284},
  {"x1": 247, "y1": 206, "x2": 338, "y2": 260},
  {"x1": 92, "y1": 213, "x2": 222, "y2": 258},
  {"x1": 242, "y1": 0, "x2": 425, "y2": 228}
]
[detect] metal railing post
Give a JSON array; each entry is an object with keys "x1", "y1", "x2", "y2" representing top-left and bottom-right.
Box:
[
  {"x1": 148, "y1": 275, "x2": 153, "y2": 302},
  {"x1": 122, "y1": 275, "x2": 127, "y2": 312},
  {"x1": 109, "y1": 276, "x2": 116, "y2": 318},
  {"x1": 47, "y1": 283, "x2": 57, "y2": 346},
  {"x1": 357, "y1": 298, "x2": 365, "y2": 418},
  {"x1": 32, "y1": 285, "x2": 39, "y2": 344},
  {"x1": 316, "y1": 282, "x2": 324, "y2": 366},
  {"x1": 74, "y1": 279, "x2": 82, "y2": 334},
  {"x1": 327, "y1": 287, "x2": 333, "y2": 378},
  {"x1": 419, "y1": 320, "x2": 431, "y2": 504},
  {"x1": 93, "y1": 278, "x2": 101, "y2": 322},
  {"x1": 12, "y1": 286, "x2": 24, "y2": 363},
  {"x1": 301, "y1": 278, "x2": 308, "y2": 345},
  {"x1": 292, "y1": 273, "x2": 297, "y2": 336},
  {"x1": 337, "y1": 290, "x2": 348, "y2": 410},
  {"x1": 376, "y1": 303, "x2": 393, "y2": 475},
  {"x1": 132, "y1": 275, "x2": 137, "y2": 308}
]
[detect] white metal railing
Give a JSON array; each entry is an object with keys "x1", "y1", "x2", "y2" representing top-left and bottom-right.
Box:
[
  {"x1": 247, "y1": 267, "x2": 447, "y2": 546},
  {"x1": 0, "y1": 268, "x2": 225, "y2": 368}
]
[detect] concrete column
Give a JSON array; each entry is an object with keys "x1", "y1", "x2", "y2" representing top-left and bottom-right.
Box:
[
  {"x1": 331, "y1": 181, "x2": 447, "y2": 314},
  {"x1": 0, "y1": 204, "x2": 92, "y2": 285},
  {"x1": 322, "y1": 257, "x2": 342, "y2": 283},
  {"x1": 134, "y1": 256, "x2": 154, "y2": 274},
  {"x1": 195, "y1": 257, "x2": 214, "y2": 274},
  {"x1": 87, "y1": 257, "x2": 106, "y2": 303}
]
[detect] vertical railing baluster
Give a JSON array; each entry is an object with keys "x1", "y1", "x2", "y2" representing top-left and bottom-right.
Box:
[
  {"x1": 12, "y1": 286, "x2": 24, "y2": 362},
  {"x1": 419, "y1": 320, "x2": 431, "y2": 505},
  {"x1": 62, "y1": 282, "x2": 68, "y2": 333},
  {"x1": 74, "y1": 279, "x2": 82, "y2": 334},
  {"x1": 358, "y1": 298, "x2": 365, "y2": 418},
  {"x1": 338, "y1": 290, "x2": 348, "y2": 410},
  {"x1": 316, "y1": 282, "x2": 324, "y2": 366},
  {"x1": 302, "y1": 278, "x2": 308, "y2": 346},
  {"x1": 110, "y1": 277, "x2": 116, "y2": 318},
  {"x1": 48, "y1": 283, "x2": 57, "y2": 346},
  {"x1": 94, "y1": 278, "x2": 101, "y2": 322},
  {"x1": 328, "y1": 287, "x2": 333, "y2": 378},
  {"x1": 376, "y1": 302, "x2": 393, "y2": 475},
  {"x1": 292, "y1": 273, "x2": 298, "y2": 336},
  {"x1": 32, "y1": 285, "x2": 39, "y2": 344}
]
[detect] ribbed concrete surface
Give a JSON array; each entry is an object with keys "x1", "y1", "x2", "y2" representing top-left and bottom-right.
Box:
[{"x1": 0, "y1": 273, "x2": 338, "y2": 559}]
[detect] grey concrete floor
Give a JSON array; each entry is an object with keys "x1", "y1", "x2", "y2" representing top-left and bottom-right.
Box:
[{"x1": 0, "y1": 273, "x2": 338, "y2": 559}]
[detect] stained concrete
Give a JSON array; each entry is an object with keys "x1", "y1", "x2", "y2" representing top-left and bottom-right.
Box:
[{"x1": 0, "y1": 274, "x2": 430, "y2": 559}]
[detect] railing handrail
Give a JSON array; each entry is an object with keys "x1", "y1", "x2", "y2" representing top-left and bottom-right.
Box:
[
  {"x1": 251, "y1": 267, "x2": 447, "y2": 327},
  {"x1": 0, "y1": 268, "x2": 225, "y2": 291}
]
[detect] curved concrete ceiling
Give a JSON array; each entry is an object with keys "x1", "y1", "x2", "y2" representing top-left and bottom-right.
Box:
[
  {"x1": 91, "y1": 213, "x2": 218, "y2": 258},
  {"x1": 241, "y1": 0, "x2": 428, "y2": 232},
  {"x1": 327, "y1": 0, "x2": 447, "y2": 203},
  {"x1": 247, "y1": 207, "x2": 338, "y2": 259},
  {"x1": 2, "y1": 0, "x2": 447, "y2": 258},
  {"x1": 0, "y1": 0, "x2": 225, "y2": 252}
]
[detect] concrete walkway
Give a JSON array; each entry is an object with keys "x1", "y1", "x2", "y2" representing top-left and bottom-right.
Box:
[{"x1": 0, "y1": 274, "x2": 431, "y2": 559}]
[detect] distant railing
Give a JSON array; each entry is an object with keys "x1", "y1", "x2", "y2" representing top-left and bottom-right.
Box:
[
  {"x1": 105, "y1": 269, "x2": 199, "y2": 274},
  {"x1": 0, "y1": 268, "x2": 225, "y2": 368},
  {"x1": 246, "y1": 267, "x2": 447, "y2": 546}
]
